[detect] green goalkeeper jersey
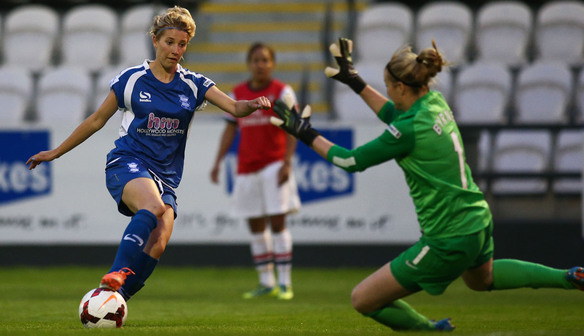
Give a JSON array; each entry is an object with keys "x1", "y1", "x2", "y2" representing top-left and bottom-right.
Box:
[{"x1": 327, "y1": 91, "x2": 491, "y2": 239}]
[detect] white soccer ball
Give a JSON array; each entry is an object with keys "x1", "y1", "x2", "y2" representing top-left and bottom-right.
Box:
[{"x1": 78, "y1": 288, "x2": 128, "y2": 328}]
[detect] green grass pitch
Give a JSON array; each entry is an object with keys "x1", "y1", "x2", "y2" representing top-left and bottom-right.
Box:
[{"x1": 0, "y1": 266, "x2": 582, "y2": 335}]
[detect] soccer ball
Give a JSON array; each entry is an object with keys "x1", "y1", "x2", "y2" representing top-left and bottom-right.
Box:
[{"x1": 78, "y1": 288, "x2": 127, "y2": 328}]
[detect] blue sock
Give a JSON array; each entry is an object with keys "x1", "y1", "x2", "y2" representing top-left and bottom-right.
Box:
[
  {"x1": 119, "y1": 251, "x2": 159, "y2": 301},
  {"x1": 109, "y1": 209, "x2": 158, "y2": 273}
]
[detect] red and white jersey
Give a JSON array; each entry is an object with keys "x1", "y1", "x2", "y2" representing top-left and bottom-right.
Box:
[{"x1": 227, "y1": 79, "x2": 297, "y2": 174}]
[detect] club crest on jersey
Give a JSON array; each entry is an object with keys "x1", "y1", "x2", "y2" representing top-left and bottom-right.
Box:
[
  {"x1": 139, "y1": 91, "x2": 152, "y2": 103},
  {"x1": 179, "y1": 94, "x2": 190, "y2": 109},
  {"x1": 387, "y1": 124, "x2": 402, "y2": 139},
  {"x1": 127, "y1": 162, "x2": 140, "y2": 173}
]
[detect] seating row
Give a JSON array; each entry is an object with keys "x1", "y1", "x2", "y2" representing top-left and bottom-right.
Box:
[
  {"x1": 356, "y1": 1, "x2": 584, "y2": 67},
  {"x1": 0, "y1": 64, "x2": 123, "y2": 124},
  {"x1": 334, "y1": 60, "x2": 584, "y2": 125},
  {"x1": 0, "y1": 3, "x2": 164, "y2": 73},
  {"x1": 476, "y1": 129, "x2": 581, "y2": 195}
]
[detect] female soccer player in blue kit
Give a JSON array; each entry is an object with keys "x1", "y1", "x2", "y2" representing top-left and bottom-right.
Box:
[
  {"x1": 270, "y1": 38, "x2": 584, "y2": 332},
  {"x1": 26, "y1": 6, "x2": 270, "y2": 301}
]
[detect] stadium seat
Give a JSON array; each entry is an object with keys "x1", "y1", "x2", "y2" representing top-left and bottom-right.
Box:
[
  {"x1": 119, "y1": 4, "x2": 164, "y2": 67},
  {"x1": 415, "y1": 2, "x2": 473, "y2": 65},
  {"x1": 552, "y1": 129, "x2": 583, "y2": 194},
  {"x1": 490, "y1": 130, "x2": 551, "y2": 195},
  {"x1": 93, "y1": 66, "x2": 121, "y2": 111},
  {"x1": 534, "y1": 1, "x2": 584, "y2": 65},
  {"x1": 93, "y1": 66, "x2": 124, "y2": 126},
  {"x1": 576, "y1": 68, "x2": 584, "y2": 124},
  {"x1": 36, "y1": 66, "x2": 92, "y2": 124},
  {"x1": 454, "y1": 62, "x2": 512, "y2": 125},
  {"x1": 476, "y1": 130, "x2": 492, "y2": 173},
  {"x1": 61, "y1": 4, "x2": 118, "y2": 72},
  {"x1": 3, "y1": 5, "x2": 59, "y2": 73},
  {"x1": 0, "y1": 66, "x2": 34, "y2": 125},
  {"x1": 514, "y1": 62, "x2": 573, "y2": 124},
  {"x1": 475, "y1": 130, "x2": 492, "y2": 192},
  {"x1": 475, "y1": 1, "x2": 533, "y2": 67},
  {"x1": 433, "y1": 69, "x2": 453, "y2": 104},
  {"x1": 355, "y1": 3, "x2": 414, "y2": 64},
  {"x1": 333, "y1": 61, "x2": 385, "y2": 121}
]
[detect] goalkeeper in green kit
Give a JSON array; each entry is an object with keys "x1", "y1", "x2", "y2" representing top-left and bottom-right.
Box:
[{"x1": 270, "y1": 38, "x2": 584, "y2": 332}]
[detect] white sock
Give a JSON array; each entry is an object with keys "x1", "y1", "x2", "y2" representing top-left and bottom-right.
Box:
[
  {"x1": 272, "y1": 228, "x2": 293, "y2": 287},
  {"x1": 250, "y1": 230, "x2": 275, "y2": 287}
]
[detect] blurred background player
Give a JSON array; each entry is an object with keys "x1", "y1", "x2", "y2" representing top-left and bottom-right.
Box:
[
  {"x1": 270, "y1": 37, "x2": 584, "y2": 331},
  {"x1": 27, "y1": 6, "x2": 271, "y2": 302},
  {"x1": 210, "y1": 42, "x2": 300, "y2": 300}
]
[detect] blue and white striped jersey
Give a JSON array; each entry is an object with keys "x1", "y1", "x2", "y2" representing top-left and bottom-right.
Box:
[{"x1": 107, "y1": 60, "x2": 215, "y2": 188}]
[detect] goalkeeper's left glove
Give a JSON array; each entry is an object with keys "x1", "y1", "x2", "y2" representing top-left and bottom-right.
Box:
[
  {"x1": 270, "y1": 98, "x2": 321, "y2": 146},
  {"x1": 324, "y1": 37, "x2": 367, "y2": 94}
]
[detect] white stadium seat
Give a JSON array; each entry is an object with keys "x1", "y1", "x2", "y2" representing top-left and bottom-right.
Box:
[
  {"x1": 119, "y1": 4, "x2": 164, "y2": 67},
  {"x1": 553, "y1": 130, "x2": 583, "y2": 194},
  {"x1": 576, "y1": 68, "x2": 584, "y2": 124},
  {"x1": 0, "y1": 66, "x2": 34, "y2": 124},
  {"x1": 454, "y1": 62, "x2": 512, "y2": 125},
  {"x1": 93, "y1": 66, "x2": 123, "y2": 111},
  {"x1": 61, "y1": 4, "x2": 118, "y2": 72},
  {"x1": 36, "y1": 66, "x2": 92, "y2": 124},
  {"x1": 475, "y1": 1, "x2": 533, "y2": 67},
  {"x1": 93, "y1": 66, "x2": 125, "y2": 126},
  {"x1": 432, "y1": 69, "x2": 453, "y2": 104},
  {"x1": 416, "y1": 2, "x2": 473, "y2": 65},
  {"x1": 514, "y1": 62, "x2": 573, "y2": 124},
  {"x1": 535, "y1": 1, "x2": 584, "y2": 65},
  {"x1": 355, "y1": 3, "x2": 414, "y2": 64},
  {"x1": 3, "y1": 5, "x2": 59, "y2": 72},
  {"x1": 491, "y1": 130, "x2": 551, "y2": 195},
  {"x1": 475, "y1": 130, "x2": 492, "y2": 191}
]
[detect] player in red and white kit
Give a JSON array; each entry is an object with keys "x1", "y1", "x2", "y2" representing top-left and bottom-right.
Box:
[{"x1": 210, "y1": 42, "x2": 300, "y2": 300}]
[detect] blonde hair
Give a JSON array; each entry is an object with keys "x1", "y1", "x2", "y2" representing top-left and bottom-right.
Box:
[
  {"x1": 386, "y1": 40, "x2": 448, "y2": 93},
  {"x1": 149, "y1": 6, "x2": 196, "y2": 41}
]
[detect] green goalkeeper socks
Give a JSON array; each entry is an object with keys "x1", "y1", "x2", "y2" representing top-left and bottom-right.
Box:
[
  {"x1": 492, "y1": 259, "x2": 573, "y2": 290},
  {"x1": 365, "y1": 299, "x2": 435, "y2": 331}
]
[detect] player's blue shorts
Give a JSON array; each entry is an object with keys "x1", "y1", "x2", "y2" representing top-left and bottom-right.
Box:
[{"x1": 105, "y1": 155, "x2": 178, "y2": 217}]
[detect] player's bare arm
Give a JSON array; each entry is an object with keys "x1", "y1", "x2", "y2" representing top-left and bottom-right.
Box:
[
  {"x1": 205, "y1": 86, "x2": 270, "y2": 118},
  {"x1": 27, "y1": 91, "x2": 119, "y2": 170}
]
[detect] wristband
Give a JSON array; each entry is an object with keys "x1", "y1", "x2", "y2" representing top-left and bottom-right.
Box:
[
  {"x1": 349, "y1": 75, "x2": 367, "y2": 94},
  {"x1": 299, "y1": 128, "x2": 321, "y2": 147}
]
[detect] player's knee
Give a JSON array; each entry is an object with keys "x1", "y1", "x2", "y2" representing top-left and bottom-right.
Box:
[
  {"x1": 146, "y1": 203, "x2": 167, "y2": 219},
  {"x1": 350, "y1": 287, "x2": 370, "y2": 314},
  {"x1": 463, "y1": 277, "x2": 491, "y2": 291}
]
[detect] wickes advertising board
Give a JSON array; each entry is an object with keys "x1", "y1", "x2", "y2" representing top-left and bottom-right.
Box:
[{"x1": 0, "y1": 121, "x2": 420, "y2": 244}]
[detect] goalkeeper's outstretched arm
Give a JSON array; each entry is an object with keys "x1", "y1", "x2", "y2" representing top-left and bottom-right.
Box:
[{"x1": 325, "y1": 37, "x2": 389, "y2": 117}]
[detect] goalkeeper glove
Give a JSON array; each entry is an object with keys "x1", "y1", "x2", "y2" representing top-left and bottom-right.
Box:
[
  {"x1": 324, "y1": 37, "x2": 367, "y2": 94},
  {"x1": 270, "y1": 98, "x2": 320, "y2": 146}
]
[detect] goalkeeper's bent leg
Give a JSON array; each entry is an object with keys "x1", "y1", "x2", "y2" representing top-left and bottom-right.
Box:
[
  {"x1": 491, "y1": 259, "x2": 574, "y2": 290},
  {"x1": 364, "y1": 299, "x2": 436, "y2": 331}
]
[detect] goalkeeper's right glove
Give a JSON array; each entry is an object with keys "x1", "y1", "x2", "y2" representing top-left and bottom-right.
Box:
[
  {"x1": 324, "y1": 37, "x2": 367, "y2": 94},
  {"x1": 270, "y1": 98, "x2": 320, "y2": 147}
]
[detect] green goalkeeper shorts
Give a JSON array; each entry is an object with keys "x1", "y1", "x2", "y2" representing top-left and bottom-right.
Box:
[{"x1": 390, "y1": 221, "x2": 493, "y2": 296}]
